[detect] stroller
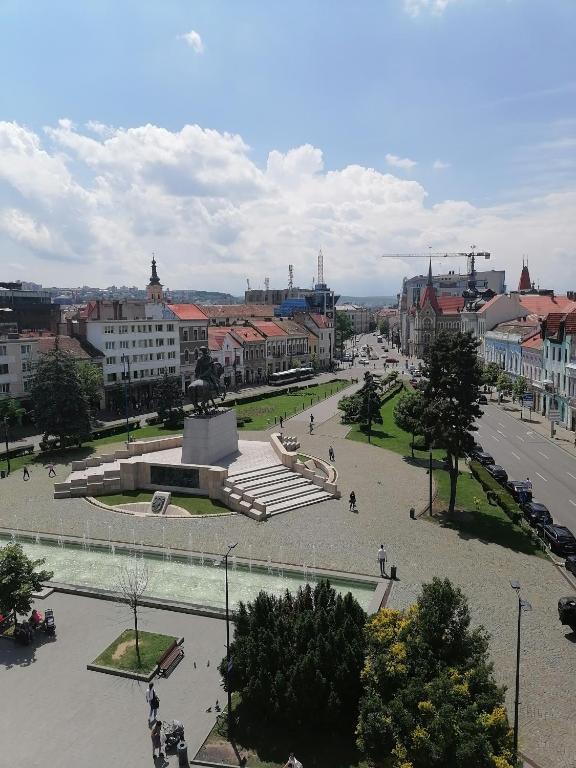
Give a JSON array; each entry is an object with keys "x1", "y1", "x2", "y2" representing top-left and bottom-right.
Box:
[
  {"x1": 162, "y1": 720, "x2": 185, "y2": 752},
  {"x1": 42, "y1": 608, "x2": 56, "y2": 636},
  {"x1": 558, "y1": 596, "x2": 576, "y2": 632}
]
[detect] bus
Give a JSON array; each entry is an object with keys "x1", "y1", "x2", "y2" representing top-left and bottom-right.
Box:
[{"x1": 269, "y1": 367, "x2": 315, "y2": 386}]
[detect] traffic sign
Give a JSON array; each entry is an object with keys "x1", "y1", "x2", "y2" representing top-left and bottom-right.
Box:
[
  {"x1": 522, "y1": 393, "x2": 534, "y2": 404},
  {"x1": 548, "y1": 409, "x2": 561, "y2": 422}
]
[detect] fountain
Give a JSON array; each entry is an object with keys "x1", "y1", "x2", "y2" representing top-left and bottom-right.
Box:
[
  {"x1": 200, "y1": 551, "x2": 205, "y2": 566},
  {"x1": 249, "y1": 545, "x2": 252, "y2": 572},
  {"x1": 267, "y1": 556, "x2": 272, "y2": 574},
  {"x1": 108, "y1": 525, "x2": 112, "y2": 554},
  {"x1": 35, "y1": 531, "x2": 41, "y2": 545}
]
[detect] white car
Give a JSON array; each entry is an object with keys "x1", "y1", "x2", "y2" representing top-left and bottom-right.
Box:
[{"x1": 358, "y1": 358, "x2": 369, "y2": 365}]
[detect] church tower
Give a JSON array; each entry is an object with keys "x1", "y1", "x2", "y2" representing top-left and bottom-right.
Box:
[
  {"x1": 146, "y1": 255, "x2": 164, "y2": 303},
  {"x1": 518, "y1": 258, "x2": 532, "y2": 292}
]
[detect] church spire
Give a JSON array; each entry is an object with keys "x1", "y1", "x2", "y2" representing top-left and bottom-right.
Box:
[
  {"x1": 149, "y1": 254, "x2": 161, "y2": 286},
  {"x1": 146, "y1": 253, "x2": 164, "y2": 303},
  {"x1": 427, "y1": 258, "x2": 433, "y2": 287},
  {"x1": 518, "y1": 258, "x2": 531, "y2": 292}
]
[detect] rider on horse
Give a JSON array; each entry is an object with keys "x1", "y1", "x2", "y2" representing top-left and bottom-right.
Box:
[{"x1": 188, "y1": 346, "x2": 225, "y2": 413}]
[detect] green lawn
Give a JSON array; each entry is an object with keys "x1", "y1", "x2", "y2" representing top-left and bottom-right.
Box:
[
  {"x1": 92, "y1": 629, "x2": 177, "y2": 673},
  {"x1": 97, "y1": 490, "x2": 229, "y2": 515},
  {"x1": 235, "y1": 380, "x2": 350, "y2": 430}
]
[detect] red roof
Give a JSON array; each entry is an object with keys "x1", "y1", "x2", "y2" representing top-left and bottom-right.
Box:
[
  {"x1": 168, "y1": 303, "x2": 208, "y2": 321},
  {"x1": 522, "y1": 334, "x2": 542, "y2": 350},
  {"x1": 229, "y1": 326, "x2": 265, "y2": 343},
  {"x1": 437, "y1": 296, "x2": 464, "y2": 314},
  {"x1": 250, "y1": 320, "x2": 287, "y2": 337},
  {"x1": 200, "y1": 304, "x2": 275, "y2": 319},
  {"x1": 37, "y1": 336, "x2": 98, "y2": 360},
  {"x1": 208, "y1": 327, "x2": 241, "y2": 351},
  {"x1": 420, "y1": 285, "x2": 440, "y2": 313},
  {"x1": 543, "y1": 309, "x2": 576, "y2": 338},
  {"x1": 517, "y1": 295, "x2": 576, "y2": 316},
  {"x1": 518, "y1": 264, "x2": 532, "y2": 291},
  {"x1": 309, "y1": 313, "x2": 331, "y2": 328}
]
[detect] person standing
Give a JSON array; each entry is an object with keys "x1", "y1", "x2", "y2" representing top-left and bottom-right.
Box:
[
  {"x1": 279, "y1": 415, "x2": 284, "y2": 429},
  {"x1": 349, "y1": 491, "x2": 356, "y2": 512},
  {"x1": 47, "y1": 463, "x2": 56, "y2": 478},
  {"x1": 328, "y1": 445, "x2": 335, "y2": 462},
  {"x1": 151, "y1": 719, "x2": 163, "y2": 759},
  {"x1": 22, "y1": 465, "x2": 30, "y2": 481},
  {"x1": 378, "y1": 544, "x2": 387, "y2": 577},
  {"x1": 146, "y1": 681, "x2": 159, "y2": 723}
]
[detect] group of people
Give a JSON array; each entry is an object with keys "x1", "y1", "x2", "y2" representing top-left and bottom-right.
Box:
[
  {"x1": 21, "y1": 464, "x2": 56, "y2": 481},
  {"x1": 146, "y1": 682, "x2": 163, "y2": 759}
]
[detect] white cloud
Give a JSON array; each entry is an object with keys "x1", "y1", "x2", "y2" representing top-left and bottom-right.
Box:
[
  {"x1": 0, "y1": 119, "x2": 574, "y2": 294},
  {"x1": 386, "y1": 153, "x2": 417, "y2": 170},
  {"x1": 179, "y1": 30, "x2": 204, "y2": 54},
  {"x1": 432, "y1": 159, "x2": 451, "y2": 170},
  {"x1": 403, "y1": 0, "x2": 460, "y2": 17}
]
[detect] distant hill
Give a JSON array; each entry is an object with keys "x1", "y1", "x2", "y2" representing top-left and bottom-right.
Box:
[
  {"x1": 167, "y1": 290, "x2": 240, "y2": 304},
  {"x1": 339, "y1": 296, "x2": 397, "y2": 308}
]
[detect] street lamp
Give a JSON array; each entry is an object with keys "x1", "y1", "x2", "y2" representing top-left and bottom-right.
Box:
[
  {"x1": 121, "y1": 355, "x2": 131, "y2": 444},
  {"x1": 224, "y1": 542, "x2": 238, "y2": 736},
  {"x1": 3, "y1": 416, "x2": 10, "y2": 476},
  {"x1": 510, "y1": 580, "x2": 532, "y2": 763}
]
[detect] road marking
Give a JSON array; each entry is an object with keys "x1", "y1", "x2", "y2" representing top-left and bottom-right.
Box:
[
  {"x1": 497, "y1": 429, "x2": 506, "y2": 437},
  {"x1": 490, "y1": 435, "x2": 500, "y2": 442},
  {"x1": 498, "y1": 422, "x2": 505, "y2": 428},
  {"x1": 511, "y1": 452, "x2": 521, "y2": 460},
  {"x1": 535, "y1": 472, "x2": 548, "y2": 482},
  {"x1": 568, "y1": 472, "x2": 576, "y2": 481},
  {"x1": 516, "y1": 435, "x2": 525, "y2": 442},
  {"x1": 570, "y1": 500, "x2": 576, "y2": 507},
  {"x1": 537, "y1": 450, "x2": 550, "y2": 460}
]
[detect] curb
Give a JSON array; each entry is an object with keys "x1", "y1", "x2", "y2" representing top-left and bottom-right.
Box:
[{"x1": 87, "y1": 635, "x2": 184, "y2": 682}]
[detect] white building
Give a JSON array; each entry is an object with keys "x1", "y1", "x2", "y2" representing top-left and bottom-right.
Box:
[{"x1": 336, "y1": 304, "x2": 370, "y2": 335}]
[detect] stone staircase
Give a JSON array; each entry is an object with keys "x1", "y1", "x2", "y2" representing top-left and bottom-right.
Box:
[{"x1": 222, "y1": 463, "x2": 333, "y2": 520}]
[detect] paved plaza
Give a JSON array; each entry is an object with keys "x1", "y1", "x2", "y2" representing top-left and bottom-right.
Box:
[
  {"x1": 0, "y1": 591, "x2": 226, "y2": 767},
  {"x1": 2, "y1": 376, "x2": 576, "y2": 767}
]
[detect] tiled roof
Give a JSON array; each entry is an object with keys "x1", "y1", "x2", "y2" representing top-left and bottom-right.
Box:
[
  {"x1": 489, "y1": 319, "x2": 539, "y2": 340},
  {"x1": 168, "y1": 303, "x2": 208, "y2": 321},
  {"x1": 522, "y1": 334, "x2": 542, "y2": 350},
  {"x1": 543, "y1": 309, "x2": 576, "y2": 338},
  {"x1": 37, "y1": 335, "x2": 99, "y2": 360},
  {"x1": 476, "y1": 295, "x2": 502, "y2": 314},
  {"x1": 208, "y1": 327, "x2": 241, "y2": 350},
  {"x1": 271, "y1": 319, "x2": 308, "y2": 336},
  {"x1": 200, "y1": 304, "x2": 275, "y2": 319},
  {"x1": 420, "y1": 285, "x2": 440, "y2": 313},
  {"x1": 517, "y1": 295, "x2": 576, "y2": 316},
  {"x1": 229, "y1": 326, "x2": 265, "y2": 343},
  {"x1": 437, "y1": 296, "x2": 464, "y2": 314},
  {"x1": 309, "y1": 313, "x2": 331, "y2": 328},
  {"x1": 249, "y1": 320, "x2": 288, "y2": 337}
]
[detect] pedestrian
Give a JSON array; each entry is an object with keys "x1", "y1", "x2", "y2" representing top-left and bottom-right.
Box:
[
  {"x1": 151, "y1": 719, "x2": 163, "y2": 759},
  {"x1": 525, "y1": 476, "x2": 533, "y2": 491},
  {"x1": 279, "y1": 415, "x2": 284, "y2": 429},
  {"x1": 328, "y1": 445, "x2": 335, "y2": 462},
  {"x1": 309, "y1": 421, "x2": 313, "y2": 434},
  {"x1": 310, "y1": 413, "x2": 314, "y2": 425},
  {"x1": 22, "y1": 465, "x2": 30, "y2": 481},
  {"x1": 283, "y1": 753, "x2": 303, "y2": 768},
  {"x1": 349, "y1": 491, "x2": 356, "y2": 512},
  {"x1": 47, "y1": 463, "x2": 56, "y2": 478},
  {"x1": 146, "y1": 681, "x2": 159, "y2": 723},
  {"x1": 378, "y1": 544, "x2": 387, "y2": 577}
]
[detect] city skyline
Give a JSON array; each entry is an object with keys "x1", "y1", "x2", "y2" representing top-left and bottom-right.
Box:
[{"x1": 1, "y1": 1, "x2": 575, "y2": 294}]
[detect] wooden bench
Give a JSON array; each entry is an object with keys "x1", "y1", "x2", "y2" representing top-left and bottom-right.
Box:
[{"x1": 157, "y1": 640, "x2": 184, "y2": 678}]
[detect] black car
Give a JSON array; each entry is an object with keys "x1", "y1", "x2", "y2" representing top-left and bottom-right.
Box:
[
  {"x1": 478, "y1": 394, "x2": 488, "y2": 405},
  {"x1": 474, "y1": 451, "x2": 495, "y2": 466},
  {"x1": 506, "y1": 480, "x2": 533, "y2": 502},
  {"x1": 565, "y1": 556, "x2": 576, "y2": 577},
  {"x1": 521, "y1": 501, "x2": 552, "y2": 527},
  {"x1": 541, "y1": 525, "x2": 576, "y2": 557},
  {"x1": 486, "y1": 464, "x2": 508, "y2": 484}
]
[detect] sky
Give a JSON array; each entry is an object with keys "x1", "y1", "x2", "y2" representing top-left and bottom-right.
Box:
[{"x1": 0, "y1": 0, "x2": 575, "y2": 296}]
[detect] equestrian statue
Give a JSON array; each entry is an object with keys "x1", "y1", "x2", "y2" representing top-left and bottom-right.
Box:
[{"x1": 187, "y1": 346, "x2": 226, "y2": 415}]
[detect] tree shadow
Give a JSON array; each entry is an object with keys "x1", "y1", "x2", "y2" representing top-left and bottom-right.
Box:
[
  {"x1": 435, "y1": 508, "x2": 542, "y2": 557},
  {"x1": 0, "y1": 637, "x2": 37, "y2": 669}
]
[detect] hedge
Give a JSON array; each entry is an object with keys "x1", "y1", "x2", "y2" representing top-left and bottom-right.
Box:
[
  {"x1": 0, "y1": 443, "x2": 35, "y2": 461},
  {"x1": 90, "y1": 420, "x2": 141, "y2": 439},
  {"x1": 469, "y1": 459, "x2": 522, "y2": 524}
]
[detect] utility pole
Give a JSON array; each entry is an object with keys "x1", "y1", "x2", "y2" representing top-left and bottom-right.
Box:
[
  {"x1": 510, "y1": 580, "x2": 532, "y2": 764},
  {"x1": 224, "y1": 542, "x2": 238, "y2": 737}
]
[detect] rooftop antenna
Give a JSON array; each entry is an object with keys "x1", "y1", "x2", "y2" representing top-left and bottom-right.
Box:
[
  {"x1": 264, "y1": 277, "x2": 270, "y2": 292},
  {"x1": 288, "y1": 264, "x2": 294, "y2": 290},
  {"x1": 317, "y1": 248, "x2": 324, "y2": 286}
]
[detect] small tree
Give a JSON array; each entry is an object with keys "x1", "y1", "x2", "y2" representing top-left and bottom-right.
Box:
[
  {"x1": 116, "y1": 558, "x2": 149, "y2": 668},
  {"x1": 379, "y1": 317, "x2": 390, "y2": 339},
  {"x1": 30, "y1": 347, "x2": 91, "y2": 448},
  {"x1": 394, "y1": 389, "x2": 425, "y2": 458},
  {"x1": 496, "y1": 372, "x2": 513, "y2": 398},
  {"x1": 336, "y1": 312, "x2": 354, "y2": 359},
  {"x1": 153, "y1": 373, "x2": 184, "y2": 428},
  {"x1": 77, "y1": 363, "x2": 103, "y2": 416},
  {"x1": 0, "y1": 542, "x2": 53, "y2": 625},
  {"x1": 0, "y1": 398, "x2": 25, "y2": 475},
  {"x1": 483, "y1": 362, "x2": 501, "y2": 389},
  {"x1": 512, "y1": 375, "x2": 528, "y2": 402},
  {"x1": 358, "y1": 371, "x2": 383, "y2": 442}
]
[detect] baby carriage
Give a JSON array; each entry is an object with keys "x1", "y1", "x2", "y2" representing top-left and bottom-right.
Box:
[
  {"x1": 162, "y1": 720, "x2": 185, "y2": 752},
  {"x1": 42, "y1": 608, "x2": 56, "y2": 636}
]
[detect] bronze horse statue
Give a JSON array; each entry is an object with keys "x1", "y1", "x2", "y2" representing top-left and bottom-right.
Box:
[{"x1": 187, "y1": 348, "x2": 226, "y2": 415}]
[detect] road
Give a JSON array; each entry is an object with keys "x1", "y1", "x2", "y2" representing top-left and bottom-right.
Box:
[{"x1": 478, "y1": 402, "x2": 576, "y2": 532}]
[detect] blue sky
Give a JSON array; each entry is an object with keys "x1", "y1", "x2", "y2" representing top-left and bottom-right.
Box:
[{"x1": 0, "y1": 0, "x2": 575, "y2": 294}]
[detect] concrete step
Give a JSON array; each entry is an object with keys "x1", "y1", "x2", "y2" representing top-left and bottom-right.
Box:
[
  {"x1": 227, "y1": 464, "x2": 285, "y2": 482},
  {"x1": 266, "y1": 491, "x2": 332, "y2": 515},
  {"x1": 224, "y1": 468, "x2": 291, "y2": 490},
  {"x1": 53, "y1": 490, "x2": 70, "y2": 499},
  {"x1": 248, "y1": 478, "x2": 314, "y2": 501}
]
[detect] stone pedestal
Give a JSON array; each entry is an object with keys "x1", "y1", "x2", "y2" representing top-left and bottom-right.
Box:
[{"x1": 181, "y1": 409, "x2": 238, "y2": 466}]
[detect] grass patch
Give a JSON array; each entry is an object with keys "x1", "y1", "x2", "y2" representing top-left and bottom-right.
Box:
[
  {"x1": 432, "y1": 469, "x2": 543, "y2": 556},
  {"x1": 235, "y1": 381, "x2": 350, "y2": 430},
  {"x1": 97, "y1": 490, "x2": 229, "y2": 516},
  {"x1": 92, "y1": 629, "x2": 177, "y2": 673}
]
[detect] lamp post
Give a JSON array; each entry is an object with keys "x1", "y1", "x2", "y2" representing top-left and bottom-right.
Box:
[
  {"x1": 428, "y1": 450, "x2": 433, "y2": 514},
  {"x1": 224, "y1": 542, "x2": 238, "y2": 736},
  {"x1": 121, "y1": 355, "x2": 131, "y2": 444},
  {"x1": 510, "y1": 580, "x2": 532, "y2": 763},
  {"x1": 3, "y1": 416, "x2": 10, "y2": 476}
]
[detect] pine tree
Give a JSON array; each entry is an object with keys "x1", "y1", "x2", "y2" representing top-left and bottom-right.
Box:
[
  {"x1": 394, "y1": 389, "x2": 425, "y2": 458},
  {"x1": 357, "y1": 371, "x2": 383, "y2": 442},
  {"x1": 30, "y1": 346, "x2": 91, "y2": 448}
]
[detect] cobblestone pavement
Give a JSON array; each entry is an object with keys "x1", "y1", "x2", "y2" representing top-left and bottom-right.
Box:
[{"x1": 2, "y1": 398, "x2": 576, "y2": 767}]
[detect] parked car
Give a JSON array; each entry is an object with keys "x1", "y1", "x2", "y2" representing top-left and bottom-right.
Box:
[
  {"x1": 521, "y1": 501, "x2": 552, "y2": 527},
  {"x1": 386, "y1": 357, "x2": 398, "y2": 363},
  {"x1": 486, "y1": 464, "x2": 508, "y2": 483},
  {"x1": 541, "y1": 524, "x2": 576, "y2": 556},
  {"x1": 565, "y1": 555, "x2": 576, "y2": 577},
  {"x1": 471, "y1": 441, "x2": 483, "y2": 454},
  {"x1": 506, "y1": 480, "x2": 533, "y2": 502},
  {"x1": 358, "y1": 358, "x2": 369, "y2": 365},
  {"x1": 478, "y1": 394, "x2": 488, "y2": 405},
  {"x1": 474, "y1": 451, "x2": 495, "y2": 466}
]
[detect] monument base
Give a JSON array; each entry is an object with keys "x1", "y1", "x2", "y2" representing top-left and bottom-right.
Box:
[{"x1": 181, "y1": 409, "x2": 238, "y2": 466}]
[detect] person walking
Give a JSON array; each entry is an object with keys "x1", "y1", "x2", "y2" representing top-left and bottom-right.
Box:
[
  {"x1": 151, "y1": 719, "x2": 163, "y2": 759},
  {"x1": 378, "y1": 544, "x2": 387, "y2": 577},
  {"x1": 22, "y1": 465, "x2": 30, "y2": 481},
  {"x1": 146, "y1": 681, "x2": 159, "y2": 724},
  {"x1": 279, "y1": 415, "x2": 284, "y2": 429},
  {"x1": 310, "y1": 413, "x2": 314, "y2": 427},
  {"x1": 47, "y1": 463, "x2": 56, "y2": 478},
  {"x1": 328, "y1": 445, "x2": 335, "y2": 462},
  {"x1": 349, "y1": 491, "x2": 356, "y2": 512},
  {"x1": 309, "y1": 421, "x2": 313, "y2": 434}
]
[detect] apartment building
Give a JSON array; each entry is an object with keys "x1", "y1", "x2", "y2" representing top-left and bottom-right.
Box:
[
  {"x1": 168, "y1": 304, "x2": 209, "y2": 391},
  {"x1": 208, "y1": 327, "x2": 244, "y2": 388}
]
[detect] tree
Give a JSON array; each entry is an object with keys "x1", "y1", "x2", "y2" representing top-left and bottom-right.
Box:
[
  {"x1": 394, "y1": 389, "x2": 425, "y2": 458},
  {"x1": 153, "y1": 373, "x2": 184, "y2": 427},
  {"x1": 482, "y1": 362, "x2": 501, "y2": 389},
  {"x1": 380, "y1": 317, "x2": 390, "y2": 339},
  {"x1": 336, "y1": 312, "x2": 354, "y2": 359},
  {"x1": 496, "y1": 373, "x2": 513, "y2": 398},
  {"x1": 358, "y1": 372, "x2": 384, "y2": 441},
  {"x1": 512, "y1": 375, "x2": 528, "y2": 402},
  {"x1": 0, "y1": 542, "x2": 53, "y2": 625},
  {"x1": 357, "y1": 578, "x2": 513, "y2": 768},
  {"x1": 220, "y1": 580, "x2": 366, "y2": 741},
  {"x1": 0, "y1": 398, "x2": 25, "y2": 475},
  {"x1": 116, "y1": 558, "x2": 149, "y2": 668},
  {"x1": 422, "y1": 331, "x2": 483, "y2": 514},
  {"x1": 309, "y1": 353, "x2": 319, "y2": 372},
  {"x1": 77, "y1": 363, "x2": 103, "y2": 416},
  {"x1": 30, "y1": 347, "x2": 91, "y2": 448}
]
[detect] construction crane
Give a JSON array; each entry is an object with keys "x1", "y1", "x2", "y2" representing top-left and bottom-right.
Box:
[{"x1": 381, "y1": 247, "x2": 490, "y2": 293}]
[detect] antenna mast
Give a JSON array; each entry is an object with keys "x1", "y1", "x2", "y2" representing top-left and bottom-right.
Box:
[
  {"x1": 317, "y1": 248, "x2": 324, "y2": 286},
  {"x1": 264, "y1": 277, "x2": 270, "y2": 292}
]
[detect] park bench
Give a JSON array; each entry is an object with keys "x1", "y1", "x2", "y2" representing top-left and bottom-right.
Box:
[{"x1": 157, "y1": 640, "x2": 184, "y2": 678}]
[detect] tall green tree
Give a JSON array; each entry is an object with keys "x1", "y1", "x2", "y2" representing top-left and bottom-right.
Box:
[
  {"x1": 380, "y1": 317, "x2": 390, "y2": 339},
  {"x1": 77, "y1": 363, "x2": 103, "y2": 416},
  {"x1": 336, "y1": 312, "x2": 354, "y2": 359},
  {"x1": 496, "y1": 373, "x2": 513, "y2": 398},
  {"x1": 0, "y1": 542, "x2": 53, "y2": 625},
  {"x1": 482, "y1": 362, "x2": 501, "y2": 389},
  {"x1": 357, "y1": 578, "x2": 513, "y2": 768},
  {"x1": 422, "y1": 331, "x2": 483, "y2": 514},
  {"x1": 0, "y1": 398, "x2": 25, "y2": 475},
  {"x1": 358, "y1": 371, "x2": 383, "y2": 441},
  {"x1": 512, "y1": 375, "x2": 528, "y2": 402},
  {"x1": 220, "y1": 580, "x2": 366, "y2": 741},
  {"x1": 153, "y1": 373, "x2": 184, "y2": 427},
  {"x1": 30, "y1": 347, "x2": 91, "y2": 448},
  {"x1": 394, "y1": 389, "x2": 425, "y2": 458}
]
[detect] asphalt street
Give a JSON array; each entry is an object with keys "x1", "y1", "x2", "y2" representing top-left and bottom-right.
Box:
[{"x1": 477, "y1": 402, "x2": 576, "y2": 532}]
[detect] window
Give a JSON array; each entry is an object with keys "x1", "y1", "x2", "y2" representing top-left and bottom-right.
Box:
[
  {"x1": 118, "y1": 325, "x2": 129, "y2": 334},
  {"x1": 20, "y1": 344, "x2": 32, "y2": 355},
  {"x1": 106, "y1": 373, "x2": 117, "y2": 383},
  {"x1": 0, "y1": 383, "x2": 10, "y2": 393},
  {"x1": 21, "y1": 361, "x2": 33, "y2": 372},
  {"x1": 156, "y1": 352, "x2": 165, "y2": 360},
  {"x1": 0, "y1": 345, "x2": 6, "y2": 356},
  {"x1": 168, "y1": 351, "x2": 176, "y2": 359},
  {"x1": 104, "y1": 325, "x2": 114, "y2": 334},
  {"x1": 0, "y1": 363, "x2": 8, "y2": 375},
  {"x1": 166, "y1": 324, "x2": 174, "y2": 332},
  {"x1": 184, "y1": 349, "x2": 190, "y2": 363},
  {"x1": 106, "y1": 356, "x2": 117, "y2": 365},
  {"x1": 119, "y1": 340, "x2": 129, "y2": 349},
  {"x1": 168, "y1": 366, "x2": 176, "y2": 374},
  {"x1": 155, "y1": 324, "x2": 163, "y2": 332},
  {"x1": 105, "y1": 341, "x2": 115, "y2": 350},
  {"x1": 201, "y1": 329, "x2": 206, "y2": 339},
  {"x1": 182, "y1": 329, "x2": 189, "y2": 341},
  {"x1": 168, "y1": 338, "x2": 175, "y2": 346},
  {"x1": 155, "y1": 338, "x2": 164, "y2": 347}
]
